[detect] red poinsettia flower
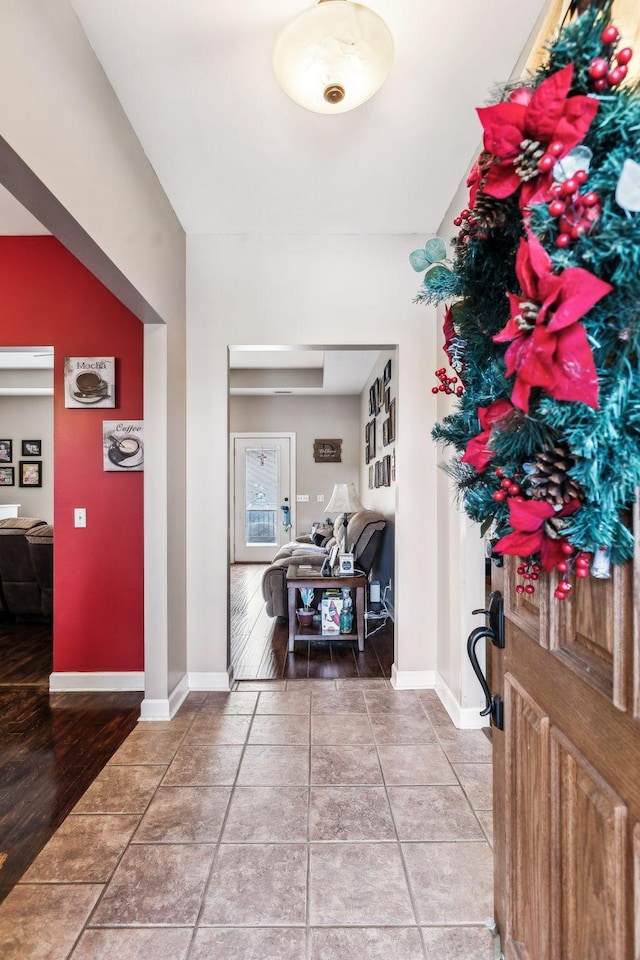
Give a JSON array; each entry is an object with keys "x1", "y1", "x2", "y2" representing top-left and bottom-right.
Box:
[
  {"x1": 476, "y1": 64, "x2": 598, "y2": 210},
  {"x1": 461, "y1": 399, "x2": 514, "y2": 471},
  {"x1": 494, "y1": 497, "x2": 581, "y2": 571},
  {"x1": 493, "y1": 232, "x2": 611, "y2": 411}
]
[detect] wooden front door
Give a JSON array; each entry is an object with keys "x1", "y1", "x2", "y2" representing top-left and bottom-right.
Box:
[{"x1": 490, "y1": 502, "x2": 640, "y2": 959}]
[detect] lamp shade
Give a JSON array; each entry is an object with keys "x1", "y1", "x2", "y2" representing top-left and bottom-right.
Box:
[
  {"x1": 273, "y1": 0, "x2": 394, "y2": 114},
  {"x1": 325, "y1": 482, "x2": 364, "y2": 515}
]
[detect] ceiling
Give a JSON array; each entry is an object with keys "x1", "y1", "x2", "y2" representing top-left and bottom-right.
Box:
[
  {"x1": 0, "y1": 0, "x2": 553, "y2": 394},
  {"x1": 65, "y1": 0, "x2": 550, "y2": 237}
]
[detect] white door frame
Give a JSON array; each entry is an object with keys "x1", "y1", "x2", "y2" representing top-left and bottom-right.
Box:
[{"x1": 229, "y1": 432, "x2": 296, "y2": 562}]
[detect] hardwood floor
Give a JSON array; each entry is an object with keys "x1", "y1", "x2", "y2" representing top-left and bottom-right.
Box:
[
  {"x1": 230, "y1": 563, "x2": 393, "y2": 680},
  {"x1": 0, "y1": 623, "x2": 143, "y2": 903}
]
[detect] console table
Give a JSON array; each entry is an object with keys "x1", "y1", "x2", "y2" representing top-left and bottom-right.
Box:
[{"x1": 286, "y1": 564, "x2": 366, "y2": 653}]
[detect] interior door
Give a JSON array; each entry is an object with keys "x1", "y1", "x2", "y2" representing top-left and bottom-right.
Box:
[
  {"x1": 490, "y1": 502, "x2": 640, "y2": 959},
  {"x1": 232, "y1": 434, "x2": 293, "y2": 563}
]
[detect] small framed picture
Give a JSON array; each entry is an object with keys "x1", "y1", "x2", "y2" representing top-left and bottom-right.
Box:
[
  {"x1": 0, "y1": 466, "x2": 15, "y2": 486},
  {"x1": 0, "y1": 440, "x2": 12, "y2": 463},
  {"x1": 64, "y1": 356, "x2": 116, "y2": 408},
  {"x1": 384, "y1": 359, "x2": 392, "y2": 385},
  {"x1": 20, "y1": 461, "x2": 42, "y2": 487},
  {"x1": 313, "y1": 439, "x2": 342, "y2": 463},
  {"x1": 22, "y1": 440, "x2": 41, "y2": 457}
]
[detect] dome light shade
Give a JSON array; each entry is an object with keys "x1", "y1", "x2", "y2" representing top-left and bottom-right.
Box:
[{"x1": 273, "y1": 0, "x2": 394, "y2": 114}]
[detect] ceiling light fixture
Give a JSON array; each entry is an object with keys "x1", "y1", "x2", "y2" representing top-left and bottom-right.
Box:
[{"x1": 273, "y1": 0, "x2": 394, "y2": 114}]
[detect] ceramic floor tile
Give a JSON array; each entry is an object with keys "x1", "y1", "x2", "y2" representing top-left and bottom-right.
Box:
[
  {"x1": 476, "y1": 810, "x2": 494, "y2": 847},
  {"x1": 311, "y1": 690, "x2": 367, "y2": 713},
  {"x1": 387, "y1": 785, "x2": 484, "y2": 842},
  {"x1": 248, "y1": 714, "x2": 310, "y2": 745},
  {"x1": 200, "y1": 843, "x2": 307, "y2": 926},
  {"x1": 310, "y1": 926, "x2": 425, "y2": 959},
  {"x1": 377, "y1": 744, "x2": 456, "y2": 785},
  {"x1": 222, "y1": 785, "x2": 308, "y2": 842},
  {"x1": 311, "y1": 714, "x2": 374, "y2": 745},
  {"x1": 435, "y1": 729, "x2": 493, "y2": 763},
  {"x1": 311, "y1": 745, "x2": 383, "y2": 784},
  {"x1": 237, "y1": 744, "x2": 310, "y2": 785},
  {"x1": 364, "y1": 690, "x2": 425, "y2": 715},
  {"x1": 256, "y1": 690, "x2": 311, "y2": 714},
  {"x1": 453, "y1": 762, "x2": 493, "y2": 810},
  {"x1": 309, "y1": 843, "x2": 415, "y2": 926},
  {"x1": 370, "y1": 714, "x2": 437, "y2": 745},
  {"x1": 162, "y1": 744, "x2": 243, "y2": 785},
  {"x1": 133, "y1": 786, "x2": 231, "y2": 843},
  {"x1": 190, "y1": 927, "x2": 307, "y2": 959},
  {"x1": 419, "y1": 699, "x2": 455, "y2": 728},
  {"x1": 287, "y1": 679, "x2": 337, "y2": 691},
  {"x1": 334, "y1": 678, "x2": 390, "y2": 689},
  {"x1": 72, "y1": 764, "x2": 167, "y2": 813},
  {"x1": 402, "y1": 842, "x2": 493, "y2": 924},
  {"x1": 70, "y1": 927, "x2": 193, "y2": 960},
  {"x1": 183, "y1": 713, "x2": 252, "y2": 745},
  {"x1": 201, "y1": 691, "x2": 258, "y2": 713},
  {"x1": 91, "y1": 843, "x2": 214, "y2": 926},
  {"x1": 22, "y1": 814, "x2": 139, "y2": 883},
  {"x1": 310, "y1": 786, "x2": 395, "y2": 841},
  {"x1": 109, "y1": 730, "x2": 186, "y2": 765},
  {"x1": 422, "y1": 925, "x2": 493, "y2": 959},
  {"x1": 0, "y1": 884, "x2": 103, "y2": 960}
]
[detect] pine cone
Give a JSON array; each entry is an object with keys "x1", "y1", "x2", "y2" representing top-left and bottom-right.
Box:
[
  {"x1": 528, "y1": 442, "x2": 583, "y2": 507},
  {"x1": 472, "y1": 191, "x2": 508, "y2": 230}
]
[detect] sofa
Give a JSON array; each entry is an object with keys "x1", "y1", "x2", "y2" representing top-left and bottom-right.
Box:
[
  {"x1": 0, "y1": 517, "x2": 53, "y2": 622},
  {"x1": 261, "y1": 510, "x2": 386, "y2": 619}
]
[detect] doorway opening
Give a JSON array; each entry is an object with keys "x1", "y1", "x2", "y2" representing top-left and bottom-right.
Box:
[{"x1": 228, "y1": 344, "x2": 396, "y2": 681}]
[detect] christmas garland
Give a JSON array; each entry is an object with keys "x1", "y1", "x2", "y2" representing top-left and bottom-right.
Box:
[{"x1": 411, "y1": 3, "x2": 640, "y2": 599}]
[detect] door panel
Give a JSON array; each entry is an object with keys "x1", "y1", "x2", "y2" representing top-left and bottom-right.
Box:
[
  {"x1": 492, "y1": 500, "x2": 640, "y2": 959},
  {"x1": 232, "y1": 435, "x2": 293, "y2": 563}
]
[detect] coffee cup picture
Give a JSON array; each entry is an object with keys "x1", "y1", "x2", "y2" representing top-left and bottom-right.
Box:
[
  {"x1": 64, "y1": 357, "x2": 116, "y2": 408},
  {"x1": 103, "y1": 421, "x2": 144, "y2": 472},
  {"x1": 75, "y1": 371, "x2": 107, "y2": 396}
]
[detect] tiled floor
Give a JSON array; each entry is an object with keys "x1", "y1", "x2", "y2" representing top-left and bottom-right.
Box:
[{"x1": 0, "y1": 679, "x2": 495, "y2": 960}]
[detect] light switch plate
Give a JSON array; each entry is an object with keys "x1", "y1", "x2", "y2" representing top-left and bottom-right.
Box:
[{"x1": 74, "y1": 508, "x2": 86, "y2": 528}]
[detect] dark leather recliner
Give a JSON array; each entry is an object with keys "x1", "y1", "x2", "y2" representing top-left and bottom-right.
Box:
[{"x1": 0, "y1": 517, "x2": 48, "y2": 620}]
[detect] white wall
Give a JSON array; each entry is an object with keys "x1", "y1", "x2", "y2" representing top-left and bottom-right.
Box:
[
  {"x1": 187, "y1": 234, "x2": 438, "y2": 687},
  {"x1": 0, "y1": 396, "x2": 53, "y2": 520},
  {"x1": 230, "y1": 394, "x2": 361, "y2": 536}
]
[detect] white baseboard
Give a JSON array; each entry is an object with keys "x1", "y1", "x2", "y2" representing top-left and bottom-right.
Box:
[
  {"x1": 139, "y1": 673, "x2": 191, "y2": 721},
  {"x1": 435, "y1": 672, "x2": 486, "y2": 729},
  {"x1": 391, "y1": 665, "x2": 436, "y2": 689},
  {"x1": 187, "y1": 670, "x2": 233, "y2": 691},
  {"x1": 49, "y1": 671, "x2": 144, "y2": 692}
]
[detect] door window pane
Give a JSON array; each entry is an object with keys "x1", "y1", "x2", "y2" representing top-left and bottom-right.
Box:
[{"x1": 245, "y1": 447, "x2": 278, "y2": 546}]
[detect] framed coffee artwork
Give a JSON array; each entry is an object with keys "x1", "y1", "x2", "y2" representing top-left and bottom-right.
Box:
[
  {"x1": 103, "y1": 420, "x2": 144, "y2": 472},
  {"x1": 64, "y1": 357, "x2": 116, "y2": 408}
]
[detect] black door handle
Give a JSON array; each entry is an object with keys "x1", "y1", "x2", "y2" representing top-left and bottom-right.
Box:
[
  {"x1": 467, "y1": 591, "x2": 504, "y2": 730},
  {"x1": 467, "y1": 627, "x2": 503, "y2": 730}
]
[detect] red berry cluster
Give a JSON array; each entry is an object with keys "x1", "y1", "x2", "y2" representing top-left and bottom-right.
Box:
[
  {"x1": 553, "y1": 544, "x2": 592, "y2": 600},
  {"x1": 547, "y1": 169, "x2": 600, "y2": 248},
  {"x1": 588, "y1": 24, "x2": 633, "y2": 92},
  {"x1": 452, "y1": 208, "x2": 486, "y2": 244},
  {"x1": 515, "y1": 561, "x2": 540, "y2": 596},
  {"x1": 431, "y1": 367, "x2": 463, "y2": 397},
  {"x1": 491, "y1": 468, "x2": 521, "y2": 502}
]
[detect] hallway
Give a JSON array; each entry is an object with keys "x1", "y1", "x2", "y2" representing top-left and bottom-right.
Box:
[{"x1": 0, "y1": 679, "x2": 494, "y2": 959}]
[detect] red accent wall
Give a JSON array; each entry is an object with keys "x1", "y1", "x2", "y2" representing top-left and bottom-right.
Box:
[{"x1": 0, "y1": 237, "x2": 144, "y2": 673}]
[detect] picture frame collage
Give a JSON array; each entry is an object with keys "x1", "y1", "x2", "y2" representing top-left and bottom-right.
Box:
[
  {"x1": 0, "y1": 439, "x2": 43, "y2": 487},
  {"x1": 366, "y1": 358, "x2": 396, "y2": 488}
]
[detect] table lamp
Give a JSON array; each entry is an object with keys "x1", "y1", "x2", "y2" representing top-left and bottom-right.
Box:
[{"x1": 325, "y1": 482, "x2": 363, "y2": 552}]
